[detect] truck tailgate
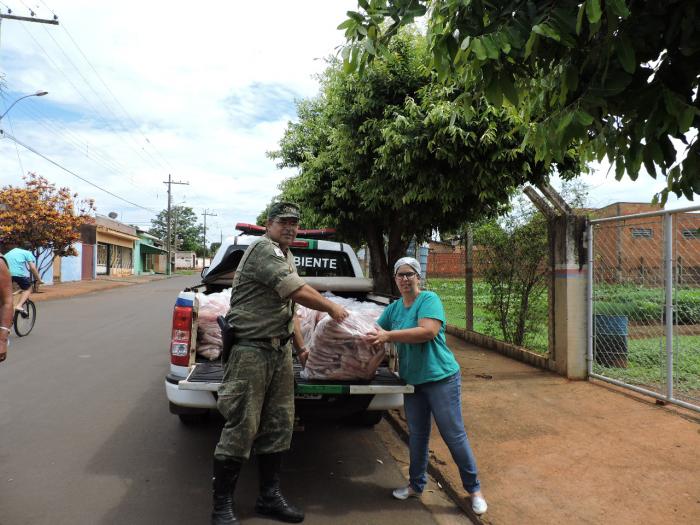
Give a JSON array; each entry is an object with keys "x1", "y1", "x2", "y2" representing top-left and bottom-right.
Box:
[{"x1": 178, "y1": 361, "x2": 413, "y2": 395}]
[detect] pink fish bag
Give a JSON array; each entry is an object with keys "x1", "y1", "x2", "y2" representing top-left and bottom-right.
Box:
[{"x1": 302, "y1": 312, "x2": 387, "y2": 381}]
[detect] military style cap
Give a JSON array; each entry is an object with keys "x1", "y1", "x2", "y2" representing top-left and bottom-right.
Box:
[{"x1": 268, "y1": 201, "x2": 300, "y2": 220}]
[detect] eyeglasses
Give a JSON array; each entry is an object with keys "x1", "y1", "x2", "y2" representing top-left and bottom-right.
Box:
[{"x1": 395, "y1": 271, "x2": 417, "y2": 280}]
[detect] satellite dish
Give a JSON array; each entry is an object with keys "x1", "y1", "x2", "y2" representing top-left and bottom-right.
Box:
[{"x1": 108, "y1": 211, "x2": 118, "y2": 219}]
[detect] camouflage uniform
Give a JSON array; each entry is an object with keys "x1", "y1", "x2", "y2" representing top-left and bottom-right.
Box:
[{"x1": 214, "y1": 234, "x2": 306, "y2": 461}]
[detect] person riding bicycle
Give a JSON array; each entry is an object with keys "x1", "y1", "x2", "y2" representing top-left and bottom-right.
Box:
[
  {"x1": 0, "y1": 253, "x2": 13, "y2": 363},
  {"x1": 3, "y1": 243, "x2": 43, "y2": 315}
]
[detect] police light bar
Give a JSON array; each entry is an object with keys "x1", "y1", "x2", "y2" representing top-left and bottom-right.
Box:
[
  {"x1": 235, "y1": 222, "x2": 336, "y2": 240},
  {"x1": 235, "y1": 223, "x2": 266, "y2": 235}
]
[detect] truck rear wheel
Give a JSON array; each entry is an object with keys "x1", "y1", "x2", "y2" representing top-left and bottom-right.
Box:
[
  {"x1": 178, "y1": 412, "x2": 209, "y2": 426},
  {"x1": 347, "y1": 410, "x2": 384, "y2": 427}
]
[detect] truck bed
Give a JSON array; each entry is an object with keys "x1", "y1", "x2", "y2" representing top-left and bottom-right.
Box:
[{"x1": 178, "y1": 360, "x2": 412, "y2": 395}]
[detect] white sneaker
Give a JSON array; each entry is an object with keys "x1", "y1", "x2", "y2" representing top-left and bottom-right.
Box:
[
  {"x1": 471, "y1": 494, "x2": 488, "y2": 515},
  {"x1": 392, "y1": 485, "x2": 421, "y2": 500}
]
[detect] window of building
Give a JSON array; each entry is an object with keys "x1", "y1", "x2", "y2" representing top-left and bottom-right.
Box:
[
  {"x1": 631, "y1": 228, "x2": 653, "y2": 238},
  {"x1": 681, "y1": 228, "x2": 700, "y2": 239}
]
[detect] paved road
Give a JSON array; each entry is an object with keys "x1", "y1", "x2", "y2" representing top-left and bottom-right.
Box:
[{"x1": 0, "y1": 276, "x2": 467, "y2": 525}]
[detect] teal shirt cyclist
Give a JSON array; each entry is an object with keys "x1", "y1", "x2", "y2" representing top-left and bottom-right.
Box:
[{"x1": 376, "y1": 290, "x2": 459, "y2": 385}]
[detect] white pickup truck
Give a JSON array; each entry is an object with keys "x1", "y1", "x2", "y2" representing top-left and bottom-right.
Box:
[{"x1": 164, "y1": 224, "x2": 413, "y2": 425}]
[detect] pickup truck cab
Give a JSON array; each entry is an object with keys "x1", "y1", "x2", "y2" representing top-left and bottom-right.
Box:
[{"x1": 165, "y1": 224, "x2": 413, "y2": 425}]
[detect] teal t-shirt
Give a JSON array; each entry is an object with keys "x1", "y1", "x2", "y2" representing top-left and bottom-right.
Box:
[
  {"x1": 377, "y1": 291, "x2": 460, "y2": 385},
  {"x1": 4, "y1": 248, "x2": 35, "y2": 278}
]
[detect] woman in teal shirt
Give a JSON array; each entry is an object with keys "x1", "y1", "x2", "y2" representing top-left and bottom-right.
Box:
[{"x1": 367, "y1": 257, "x2": 487, "y2": 515}]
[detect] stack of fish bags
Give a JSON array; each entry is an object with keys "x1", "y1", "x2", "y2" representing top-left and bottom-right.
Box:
[
  {"x1": 196, "y1": 289, "x2": 231, "y2": 360},
  {"x1": 299, "y1": 294, "x2": 387, "y2": 381}
]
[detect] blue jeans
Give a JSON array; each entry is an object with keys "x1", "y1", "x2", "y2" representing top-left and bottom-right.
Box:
[{"x1": 404, "y1": 371, "x2": 481, "y2": 494}]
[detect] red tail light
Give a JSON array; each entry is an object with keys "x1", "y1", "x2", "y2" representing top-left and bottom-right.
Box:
[
  {"x1": 171, "y1": 305, "x2": 193, "y2": 366},
  {"x1": 290, "y1": 240, "x2": 309, "y2": 248}
]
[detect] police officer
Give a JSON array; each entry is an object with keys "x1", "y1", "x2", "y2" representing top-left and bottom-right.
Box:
[{"x1": 212, "y1": 202, "x2": 349, "y2": 525}]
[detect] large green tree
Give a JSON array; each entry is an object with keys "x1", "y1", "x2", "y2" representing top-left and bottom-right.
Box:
[
  {"x1": 149, "y1": 205, "x2": 203, "y2": 253},
  {"x1": 342, "y1": 0, "x2": 700, "y2": 203},
  {"x1": 271, "y1": 31, "x2": 578, "y2": 293}
]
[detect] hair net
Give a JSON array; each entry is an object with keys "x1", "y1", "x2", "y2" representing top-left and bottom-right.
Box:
[{"x1": 393, "y1": 257, "x2": 421, "y2": 276}]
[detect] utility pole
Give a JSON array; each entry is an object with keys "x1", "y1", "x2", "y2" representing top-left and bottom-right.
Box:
[
  {"x1": 0, "y1": 12, "x2": 59, "y2": 59},
  {"x1": 163, "y1": 174, "x2": 189, "y2": 275},
  {"x1": 201, "y1": 209, "x2": 218, "y2": 267}
]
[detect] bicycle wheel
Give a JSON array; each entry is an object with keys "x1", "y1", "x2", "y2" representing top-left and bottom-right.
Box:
[{"x1": 13, "y1": 300, "x2": 36, "y2": 337}]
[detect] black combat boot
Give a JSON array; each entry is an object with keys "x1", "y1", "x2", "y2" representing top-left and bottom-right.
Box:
[
  {"x1": 211, "y1": 457, "x2": 243, "y2": 525},
  {"x1": 255, "y1": 453, "x2": 305, "y2": 523}
]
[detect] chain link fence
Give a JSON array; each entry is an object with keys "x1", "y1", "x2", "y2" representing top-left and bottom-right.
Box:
[{"x1": 588, "y1": 208, "x2": 700, "y2": 412}]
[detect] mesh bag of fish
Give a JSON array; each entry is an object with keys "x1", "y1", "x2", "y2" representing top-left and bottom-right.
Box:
[
  {"x1": 195, "y1": 289, "x2": 231, "y2": 361},
  {"x1": 299, "y1": 295, "x2": 388, "y2": 381}
]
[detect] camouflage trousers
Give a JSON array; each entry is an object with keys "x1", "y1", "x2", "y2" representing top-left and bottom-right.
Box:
[{"x1": 214, "y1": 341, "x2": 294, "y2": 461}]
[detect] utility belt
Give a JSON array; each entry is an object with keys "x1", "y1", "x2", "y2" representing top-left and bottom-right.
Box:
[
  {"x1": 233, "y1": 334, "x2": 293, "y2": 347},
  {"x1": 217, "y1": 316, "x2": 292, "y2": 364}
]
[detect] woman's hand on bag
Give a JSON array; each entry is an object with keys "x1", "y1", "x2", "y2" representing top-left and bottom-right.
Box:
[
  {"x1": 298, "y1": 347, "x2": 310, "y2": 367},
  {"x1": 365, "y1": 327, "x2": 390, "y2": 345}
]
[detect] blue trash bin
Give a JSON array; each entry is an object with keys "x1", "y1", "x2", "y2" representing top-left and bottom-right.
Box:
[{"x1": 594, "y1": 315, "x2": 628, "y2": 368}]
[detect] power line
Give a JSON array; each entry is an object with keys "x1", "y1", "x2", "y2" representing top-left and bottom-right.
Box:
[
  {"x1": 13, "y1": 97, "x2": 147, "y2": 184},
  {"x1": 18, "y1": 23, "x2": 165, "y2": 175},
  {"x1": 58, "y1": 22, "x2": 176, "y2": 173},
  {"x1": 35, "y1": 0, "x2": 175, "y2": 173},
  {"x1": 0, "y1": 92, "x2": 25, "y2": 176},
  {"x1": 39, "y1": 24, "x2": 172, "y2": 173},
  {"x1": 1, "y1": 129, "x2": 157, "y2": 213}
]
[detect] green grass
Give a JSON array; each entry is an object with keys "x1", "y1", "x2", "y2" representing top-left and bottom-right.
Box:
[
  {"x1": 425, "y1": 278, "x2": 700, "y2": 396},
  {"x1": 425, "y1": 278, "x2": 548, "y2": 354},
  {"x1": 594, "y1": 284, "x2": 700, "y2": 324},
  {"x1": 595, "y1": 336, "x2": 700, "y2": 396}
]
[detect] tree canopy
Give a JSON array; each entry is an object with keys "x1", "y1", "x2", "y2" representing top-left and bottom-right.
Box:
[
  {"x1": 149, "y1": 205, "x2": 203, "y2": 253},
  {"x1": 270, "y1": 31, "x2": 578, "y2": 293},
  {"x1": 342, "y1": 0, "x2": 700, "y2": 203},
  {"x1": 0, "y1": 173, "x2": 95, "y2": 278}
]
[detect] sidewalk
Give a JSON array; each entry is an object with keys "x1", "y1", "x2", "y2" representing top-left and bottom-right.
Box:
[
  {"x1": 386, "y1": 335, "x2": 700, "y2": 524},
  {"x1": 29, "y1": 274, "x2": 172, "y2": 303}
]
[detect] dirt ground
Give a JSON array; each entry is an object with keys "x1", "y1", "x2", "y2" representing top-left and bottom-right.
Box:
[{"x1": 387, "y1": 335, "x2": 700, "y2": 525}]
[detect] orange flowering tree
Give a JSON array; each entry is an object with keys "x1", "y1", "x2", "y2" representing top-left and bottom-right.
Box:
[{"x1": 0, "y1": 173, "x2": 95, "y2": 280}]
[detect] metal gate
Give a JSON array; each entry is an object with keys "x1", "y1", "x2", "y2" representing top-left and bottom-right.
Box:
[{"x1": 587, "y1": 206, "x2": 700, "y2": 413}]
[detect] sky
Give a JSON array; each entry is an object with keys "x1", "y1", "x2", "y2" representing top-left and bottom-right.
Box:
[{"x1": 0, "y1": 0, "x2": 697, "y2": 249}]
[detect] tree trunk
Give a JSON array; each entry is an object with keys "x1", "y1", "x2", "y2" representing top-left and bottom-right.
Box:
[
  {"x1": 366, "y1": 227, "x2": 391, "y2": 294},
  {"x1": 364, "y1": 225, "x2": 410, "y2": 295},
  {"x1": 387, "y1": 232, "x2": 409, "y2": 295}
]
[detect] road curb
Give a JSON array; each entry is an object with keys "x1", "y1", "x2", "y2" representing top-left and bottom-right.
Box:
[
  {"x1": 29, "y1": 274, "x2": 175, "y2": 303},
  {"x1": 384, "y1": 409, "x2": 485, "y2": 525}
]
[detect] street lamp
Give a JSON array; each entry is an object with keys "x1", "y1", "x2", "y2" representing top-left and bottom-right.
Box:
[{"x1": 0, "y1": 90, "x2": 48, "y2": 120}]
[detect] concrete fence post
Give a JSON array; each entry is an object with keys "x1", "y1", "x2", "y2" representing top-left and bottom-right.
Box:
[
  {"x1": 550, "y1": 214, "x2": 588, "y2": 379},
  {"x1": 525, "y1": 183, "x2": 588, "y2": 379}
]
